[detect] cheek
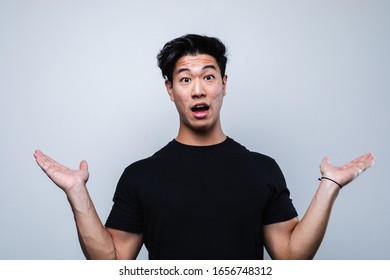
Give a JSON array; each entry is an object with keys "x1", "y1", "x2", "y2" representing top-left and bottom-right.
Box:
[
  {"x1": 173, "y1": 95, "x2": 189, "y2": 112},
  {"x1": 212, "y1": 86, "x2": 225, "y2": 103},
  {"x1": 174, "y1": 94, "x2": 186, "y2": 104}
]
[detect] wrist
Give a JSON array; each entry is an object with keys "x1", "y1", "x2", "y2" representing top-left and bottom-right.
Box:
[
  {"x1": 65, "y1": 183, "x2": 92, "y2": 213},
  {"x1": 318, "y1": 176, "x2": 342, "y2": 189},
  {"x1": 317, "y1": 177, "x2": 341, "y2": 200}
]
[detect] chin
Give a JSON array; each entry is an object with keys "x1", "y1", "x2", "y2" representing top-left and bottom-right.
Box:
[
  {"x1": 182, "y1": 117, "x2": 219, "y2": 134},
  {"x1": 192, "y1": 123, "x2": 217, "y2": 134}
]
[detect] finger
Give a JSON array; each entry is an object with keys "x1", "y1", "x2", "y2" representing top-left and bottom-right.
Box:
[
  {"x1": 363, "y1": 152, "x2": 375, "y2": 167},
  {"x1": 320, "y1": 156, "x2": 332, "y2": 169},
  {"x1": 34, "y1": 149, "x2": 43, "y2": 158},
  {"x1": 368, "y1": 152, "x2": 375, "y2": 166},
  {"x1": 34, "y1": 150, "x2": 68, "y2": 174},
  {"x1": 340, "y1": 153, "x2": 375, "y2": 180},
  {"x1": 354, "y1": 153, "x2": 374, "y2": 169},
  {"x1": 323, "y1": 156, "x2": 330, "y2": 163},
  {"x1": 344, "y1": 152, "x2": 375, "y2": 171},
  {"x1": 34, "y1": 150, "x2": 50, "y2": 170},
  {"x1": 35, "y1": 152, "x2": 54, "y2": 169},
  {"x1": 320, "y1": 156, "x2": 328, "y2": 165},
  {"x1": 79, "y1": 160, "x2": 88, "y2": 170},
  {"x1": 34, "y1": 150, "x2": 46, "y2": 163},
  {"x1": 358, "y1": 152, "x2": 375, "y2": 172}
]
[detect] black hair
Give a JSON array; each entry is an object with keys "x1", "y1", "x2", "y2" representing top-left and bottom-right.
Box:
[{"x1": 157, "y1": 34, "x2": 228, "y2": 83}]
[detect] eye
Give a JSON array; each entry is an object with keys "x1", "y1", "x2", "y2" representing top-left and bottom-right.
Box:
[
  {"x1": 204, "y1": 75, "x2": 214, "y2": 81},
  {"x1": 181, "y1": 77, "x2": 191, "y2": 83}
]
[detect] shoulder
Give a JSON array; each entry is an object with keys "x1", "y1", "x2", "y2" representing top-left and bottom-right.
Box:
[
  {"x1": 122, "y1": 140, "x2": 178, "y2": 173},
  {"x1": 226, "y1": 138, "x2": 286, "y2": 185},
  {"x1": 227, "y1": 138, "x2": 278, "y2": 165}
]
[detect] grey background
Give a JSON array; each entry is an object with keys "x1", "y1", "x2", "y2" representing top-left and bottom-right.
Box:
[{"x1": 1, "y1": 0, "x2": 389, "y2": 260}]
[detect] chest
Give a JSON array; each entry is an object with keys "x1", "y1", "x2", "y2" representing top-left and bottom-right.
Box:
[{"x1": 136, "y1": 155, "x2": 272, "y2": 219}]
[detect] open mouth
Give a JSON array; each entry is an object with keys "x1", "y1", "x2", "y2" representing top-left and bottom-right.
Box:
[
  {"x1": 191, "y1": 103, "x2": 210, "y2": 119},
  {"x1": 191, "y1": 104, "x2": 210, "y2": 112}
]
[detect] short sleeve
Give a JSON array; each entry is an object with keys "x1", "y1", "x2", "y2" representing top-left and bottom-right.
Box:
[
  {"x1": 262, "y1": 160, "x2": 298, "y2": 225},
  {"x1": 105, "y1": 166, "x2": 144, "y2": 233}
]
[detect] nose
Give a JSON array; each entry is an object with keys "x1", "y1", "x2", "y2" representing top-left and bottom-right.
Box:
[{"x1": 192, "y1": 79, "x2": 206, "y2": 98}]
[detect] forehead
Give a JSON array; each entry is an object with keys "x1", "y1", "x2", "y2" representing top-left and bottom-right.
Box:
[{"x1": 174, "y1": 54, "x2": 220, "y2": 73}]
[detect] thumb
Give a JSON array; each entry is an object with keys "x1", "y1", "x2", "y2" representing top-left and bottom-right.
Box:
[
  {"x1": 320, "y1": 156, "x2": 330, "y2": 168},
  {"x1": 322, "y1": 156, "x2": 330, "y2": 164},
  {"x1": 79, "y1": 160, "x2": 88, "y2": 170},
  {"x1": 320, "y1": 156, "x2": 333, "y2": 175}
]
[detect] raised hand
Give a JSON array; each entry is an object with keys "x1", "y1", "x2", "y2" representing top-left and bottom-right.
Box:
[
  {"x1": 320, "y1": 152, "x2": 375, "y2": 189},
  {"x1": 34, "y1": 150, "x2": 89, "y2": 193}
]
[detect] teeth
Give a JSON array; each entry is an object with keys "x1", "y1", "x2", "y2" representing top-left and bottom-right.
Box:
[{"x1": 192, "y1": 105, "x2": 208, "y2": 111}]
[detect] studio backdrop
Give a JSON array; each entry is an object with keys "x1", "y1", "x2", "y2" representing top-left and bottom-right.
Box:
[{"x1": 0, "y1": 0, "x2": 389, "y2": 259}]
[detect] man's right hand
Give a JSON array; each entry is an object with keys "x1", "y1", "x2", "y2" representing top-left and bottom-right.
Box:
[
  {"x1": 34, "y1": 149, "x2": 143, "y2": 259},
  {"x1": 34, "y1": 150, "x2": 89, "y2": 194}
]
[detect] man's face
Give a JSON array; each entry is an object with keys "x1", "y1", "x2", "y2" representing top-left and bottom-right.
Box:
[{"x1": 165, "y1": 54, "x2": 227, "y2": 133}]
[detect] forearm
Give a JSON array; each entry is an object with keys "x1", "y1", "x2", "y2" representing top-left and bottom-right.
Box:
[
  {"x1": 265, "y1": 153, "x2": 374, "y2": 260},
  {"x1": 289, "y1": 180, "x2": 340, "y2": 259},
  {"x1": 66, "y1": 184, "x2": 117, "y2": 260}
]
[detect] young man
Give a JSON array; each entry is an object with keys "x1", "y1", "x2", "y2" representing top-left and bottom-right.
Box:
[{"x1": 34, "y1": 34, "x2": 374, "y2": 260}]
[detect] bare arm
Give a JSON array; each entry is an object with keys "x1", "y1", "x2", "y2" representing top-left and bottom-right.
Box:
[
  {"x1": 264, "y1": 152, "x2": 375, "y2": 260},
  {"x1": 34, "y1": 150, "x2": 142, "y2": 259}
]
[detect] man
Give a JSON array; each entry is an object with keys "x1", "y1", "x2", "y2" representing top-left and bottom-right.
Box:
[{"x1": 34, "y1": 34, "x2": 374, "y2": 260}]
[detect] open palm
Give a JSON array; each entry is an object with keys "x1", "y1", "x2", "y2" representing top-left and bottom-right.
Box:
[
  {"x1": 320, "y1": 152, "x2": 375, "y2": 188},
  {"x1": 34, "y1": 150, "x2": 89, "y2": 192}
]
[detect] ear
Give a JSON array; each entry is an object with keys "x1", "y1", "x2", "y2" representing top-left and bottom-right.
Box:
[
  {"x1": 165, "y1": 80, "x2": 174, "y2": 101},
  {"x1": 222, "y1": 75, "x2": 228, "y2": 96}
]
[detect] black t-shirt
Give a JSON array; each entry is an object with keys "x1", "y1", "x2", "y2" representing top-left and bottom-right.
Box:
[{"x1": 105, "y1": 137, "x2": 298, "y2": 259}]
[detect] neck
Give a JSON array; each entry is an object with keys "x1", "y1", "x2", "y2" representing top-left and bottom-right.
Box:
[{"x1": 175, "y1": 123, "x2": 226, "y2": 146}]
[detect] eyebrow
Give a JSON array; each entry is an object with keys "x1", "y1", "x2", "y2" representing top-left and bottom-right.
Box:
[{"x1": 176, "y1": 65, "x2": 217, "y2": 75}]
